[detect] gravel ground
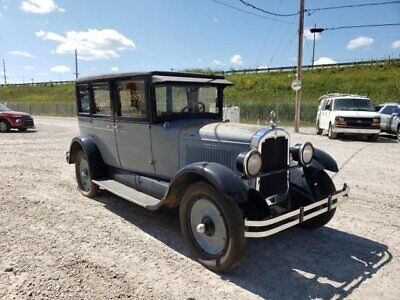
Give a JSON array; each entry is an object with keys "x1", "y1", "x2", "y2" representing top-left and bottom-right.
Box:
[{"x1": 0, "y1": 116, "x2": 399, "y2": 299}]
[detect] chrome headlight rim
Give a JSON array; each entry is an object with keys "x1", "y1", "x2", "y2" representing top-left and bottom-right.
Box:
[
  {"x1": 299, "y1": 142, "x2": 314, "y2": 165},
  {"x1": 243, "y1": 150, "x2": 263, "y2": 177}
]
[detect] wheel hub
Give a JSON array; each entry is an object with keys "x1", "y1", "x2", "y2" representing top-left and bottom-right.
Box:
[{"x1": 190, "y1": 198, "x2": 227, "y2": 256}]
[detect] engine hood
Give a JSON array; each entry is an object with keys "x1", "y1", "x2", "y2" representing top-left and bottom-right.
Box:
[
  {"x1": 0, "y1": 111, "x2": 31, "y2": 117},
  {"x1": 334, "y1": 111, "x2": 380, "y2": 118},
  {"x1": 181, "y1": 121, "x2": 263, "y2": 144}
]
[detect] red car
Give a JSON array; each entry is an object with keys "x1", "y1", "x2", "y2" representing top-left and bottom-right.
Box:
[{"x1": 0, "y1": 103, "x2": 35, "y2": 132}]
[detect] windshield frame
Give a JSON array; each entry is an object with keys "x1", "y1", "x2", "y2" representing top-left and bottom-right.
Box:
[
  {"x1": 0, "y1": 103, "x2": 11, "y2": 112},
  {"x1": 151, "y1": 82, "x2": 224, "y2": 123},
  {"x1": 332, "y1": 98, "x2": 374, "y2": 112}
]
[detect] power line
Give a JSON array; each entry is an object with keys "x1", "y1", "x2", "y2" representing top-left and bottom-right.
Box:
[
  {"x1": 239, "y1": 0, "x2": 298, "y2": 17},
  {"x1": 306, "y1": 1, "x2": 400, "y2": 14},
  {"x1": 325, "y1": 23, "x2": 400, "y2": 31},
  {"x1": 208, "y1": 0, "x2": 295, "y2": 24}
]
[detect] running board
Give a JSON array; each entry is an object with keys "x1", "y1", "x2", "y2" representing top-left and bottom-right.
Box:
[{"x1": 92, "y1": 179, "x2": 162, "y2": 210}]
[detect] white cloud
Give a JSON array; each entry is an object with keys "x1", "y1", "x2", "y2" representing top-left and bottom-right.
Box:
[
  {"x1": 230, "y1": 54, "x2": 243, "y2": 66},
  {"x1": 50, "y1": 65, "x2": 70, "y2": 73},
  {"x1": 392, "y1": 40, "x2": 400, "y2": 49},
  {"x1": 110, "y1": 66, "x2": 119, "y2": 72},
  {"x1": 197, "y1": 59, "x2": 202, "y2": 63},
  {"x1": 314, "y1": 57, "x2": 337, "y2": 65},
  {"x1": 35, "y1": 29, "x2": 136, "y2": 60},
  {"x1": 346, "y1": 36, "x2": 374, "y2": 50},
  {"x1": 0, "y1": 11, "x2": 2, "y2": 18},
  {"x1": 258, "y1": 65, "x2": 268, "y2": 69},
  {"x1": 25, "y1": 65, "x2": 34, "y2": 70},
  {"x1": 9, "y1": 50, "x2": 35, "y2": 57},
  {"x1": 20, "y1": 0, "x2": 64, "y2": 14},
  {"x1": 304, "y1": 29, "x2": 321, "y2": 41},
  {"x1": 213, "y1": 59, "x2": 225, "y2": 66},
  {"x1": 213, "y1": 17, "x2": 218, "y2": 22}
]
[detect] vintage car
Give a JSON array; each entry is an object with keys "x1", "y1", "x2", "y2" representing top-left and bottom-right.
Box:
[
  {"x1": 0, "y1": 103, "x2": 35, "y2": 132},
  {"x1": 376, "y1": 102, "x2": 400, "y2": 140},
  {"x1": 66, "y1": 71, "x2": 349, "y2": 272},
  {"x1": 315, "y1": 94, "x2": 381, "y2": 141}
]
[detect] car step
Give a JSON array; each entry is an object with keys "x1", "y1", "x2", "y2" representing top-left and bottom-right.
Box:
[{"x1": 92, "y1": 179, "x2": 162, "y2": 210}]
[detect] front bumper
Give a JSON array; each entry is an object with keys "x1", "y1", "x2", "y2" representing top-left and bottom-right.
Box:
[
  {"x1": 244, "y1": 183, "x2": 350, "y2": 238},
  {"x1": 332, "y1": 126, "x2": 380, "y2": 135}
]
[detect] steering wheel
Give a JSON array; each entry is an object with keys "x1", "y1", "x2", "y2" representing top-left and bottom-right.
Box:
[{"x1": 180, "y1": 101, "x2": 206, "y2": 113}]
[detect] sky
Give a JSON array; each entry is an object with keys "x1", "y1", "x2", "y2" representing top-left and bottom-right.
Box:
[{"x1": 0, "y1": 0, "x2": 399, "y2": 83}]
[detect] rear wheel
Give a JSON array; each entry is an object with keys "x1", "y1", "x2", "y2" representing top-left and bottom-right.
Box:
[
  {"x1": 179, "y1": 182, "x2": 245, "y2": 273},
  {"x1": 75, "y1": 150, "x2": 99, "y2": 198},
  {"x1": 328, "y1": 123, "x2": 337, "y2": 139},
  {"x1": 0, "y1": 120, "x2": 10, "y2": 133}
]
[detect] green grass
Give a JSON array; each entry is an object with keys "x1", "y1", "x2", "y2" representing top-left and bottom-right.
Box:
[
  {"x1": 0, "y1": 83, "x2": 75, "y2": 103},
  {"x1": 1, "y1": 61, "x2": 399, "y2": 121}
]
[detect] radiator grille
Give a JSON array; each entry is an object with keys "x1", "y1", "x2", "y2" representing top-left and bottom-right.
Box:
[
  {"x1": 258, "y1": 136, "x2": 288, "y2": 198},
  {"x1": 185, "y1": 144, "x2": 234, "y2": 168},
  {"x1": 343, "y1": 117, "x2": 374, "y2": 128}
]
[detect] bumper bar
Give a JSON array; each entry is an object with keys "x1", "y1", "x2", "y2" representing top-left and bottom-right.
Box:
[{"x1": 244, "y1": 184, "x2": 350, "y2": 238}]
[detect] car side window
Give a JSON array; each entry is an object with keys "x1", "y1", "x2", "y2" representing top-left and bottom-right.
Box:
[
  {"x1": 117, "y1": 80, "x2": 147, "y2": 119},
  {"x1": 77, "y1": 84, "x2": 90, "y2": 114},
  {"x1": 381, "y1": 105, "x2": 395, "y2": 115},
  {"x1": 325, "y1": 99, "x2": 332, "y2": 111},
  {"x1": 92, "y1": 83, "x2": 112, "y2": 116}
]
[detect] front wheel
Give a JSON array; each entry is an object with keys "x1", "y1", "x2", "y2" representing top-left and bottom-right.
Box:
[
  {"x1": 397, "y1": 126, "x2": 400, "y2": 141},
  {"x1": 368, "y1": 134, "x2": 379, "y2": 142},
  {"x1": 300, "y1": 209, "x2": 336, "y2": 229},
  {"x1": 75, "y1": 150, "x2": 99, "y2": 198},
  {"x1": 316, "y1": 122, "x2": 323, "y2": 135},
  {"x1": 0, "y1": 120, "x2": 10, "y2": 133},
  {"x1": 179, "y1": 182, "x2": 245, "y2": 273},
  {"x1": 328, "y1": 123, "x2": 337, "y2": 139}
]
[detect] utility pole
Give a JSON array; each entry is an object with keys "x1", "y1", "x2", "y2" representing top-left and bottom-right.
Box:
[
  {"x1": 74, "y1": 49, "x2": 79, "y2": 79},
  {"x1": 311, "y1": 25, "x2": 325, "y2": 68},
  {"x1": 2, "y1": 59, "x2": 7, "y2": 85},
  {"x1": 294, "y1": 0, "x2": 305, "y2": 133}
]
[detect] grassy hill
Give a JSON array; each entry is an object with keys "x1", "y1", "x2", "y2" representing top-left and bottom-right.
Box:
[{"x1": 1, "y1": 61, "x2": 399, "y2": 122}]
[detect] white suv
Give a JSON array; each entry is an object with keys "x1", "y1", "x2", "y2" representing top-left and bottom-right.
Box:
[{"x1": 315, "y1": 94, "x2": 381, "y2": 141}]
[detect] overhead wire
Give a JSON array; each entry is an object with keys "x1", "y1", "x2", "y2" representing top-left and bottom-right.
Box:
[
  {"x1": 238, "y1": 0, "x2": 298, "y2": 17},
  {"x1": 208, "y1": 0, "x2": 295, "y2": 24}
]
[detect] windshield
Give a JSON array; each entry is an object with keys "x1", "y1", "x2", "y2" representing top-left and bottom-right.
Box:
[
  {"x1": 333, "y1": 98, "x2": 374, "y2": 111},
  {"x1": 0, "y1": 103, "x2": 11, "y2": 112},
  {"x1": 155, "y1": 85, "x2": 220, "y2": 119}
]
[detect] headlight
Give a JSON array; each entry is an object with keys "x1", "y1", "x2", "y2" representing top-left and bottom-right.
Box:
[
  {"x1": 336, "y1": 117, "x2": 345, "y2": 122},
  {"x1": 290, "y1": 142, "x2": 314, "y2": 166},
  {"x1": 236, "y1": 150, "x2": 263, "y2": 177},
  {"x1": 373, "y1": 118, "x2": 380, "y2": 123},
  {"x1": 15, "y1": 119, "x2": 21, "y2": 124},
  {"x1": 300, "y1": 142, "x2": 314, "y2": 165}
]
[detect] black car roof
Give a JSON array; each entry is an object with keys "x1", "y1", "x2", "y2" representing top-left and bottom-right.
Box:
[{"x1": 76, "y1": 71, "x2": 226, "y2": 83}]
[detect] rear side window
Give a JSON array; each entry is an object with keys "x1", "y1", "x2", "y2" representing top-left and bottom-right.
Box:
[
  {"x1": 93, "y1": 83, "x2": 112, "y2": 116},
  {"x1": 117, "y1": 80, "x2": 147, "y2": 118},
  {"x1": 381, "y1": 105, "x2": 395, "y2": 115},
  {"x1": 77, "y1": 84, "x2": 90, "y2": 114}
]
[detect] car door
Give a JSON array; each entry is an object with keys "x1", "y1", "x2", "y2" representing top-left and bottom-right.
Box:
[
  {"x1": 114, "y1": 78, "x2": 155, "y2": 175},
  {"x1": 320, "y1": 99, "x2": 331, "y2": 129},
  {"x1": 90, "y1": 82, "x2": 120, "y2": 167},
  {"x1": 380, "y1": 105, "x2": 394, "y2": 131},
  {"x1": 389, "y1": 106, "x2": 400, "y2": 132}
]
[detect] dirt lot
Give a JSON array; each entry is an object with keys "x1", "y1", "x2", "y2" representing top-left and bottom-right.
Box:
[{"x1": 0, "y1": 116, "x2": 399, "y2": 299}]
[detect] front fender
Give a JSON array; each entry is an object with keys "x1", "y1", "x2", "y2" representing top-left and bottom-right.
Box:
[
  {"x1": 290, "y1": 166, "x2": 336, "y2": 206},
  {"x1": 311, "y1": 147, "x2": 339, "y2": 172},
  {"x1": 164, "y1": 162, "x2": 249, "y2": 207},
  {"x1": 67, "y1": 135, "x2": 106, "y2": 179}
]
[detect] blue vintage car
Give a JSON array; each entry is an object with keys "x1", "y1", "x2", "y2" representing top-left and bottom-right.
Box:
[{"x1": 66, "y1": 71, "x2": 349, "y2": 272}]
